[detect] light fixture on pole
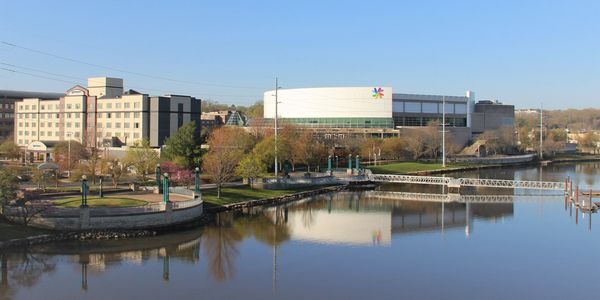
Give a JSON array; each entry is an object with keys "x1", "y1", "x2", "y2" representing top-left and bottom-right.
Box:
[
  {"x1": 274, "y1": 78, "x2": 281, "y2": 177},
  {"x1": 539, "y1": 103, "x2": 543, "y2": 160},
  {"x1": 442, "y1": 96, "x2": 446, "y2": 168}
]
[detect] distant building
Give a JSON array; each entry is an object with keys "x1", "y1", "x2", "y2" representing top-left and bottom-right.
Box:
[
  {"x1": 14, "y1": 77, "x2": 201, "y2": 161},
  {"x1": 201, "y1": 110, "x2": 247, "y2": 127},
  {"x1": 0, "y1": 90, "x2": 64, "y2": 142},
  {"x1": 263, "y1": 87, "x2": 514, "y2": 145}
]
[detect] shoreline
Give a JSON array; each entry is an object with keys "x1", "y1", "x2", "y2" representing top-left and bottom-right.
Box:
[
  {"x1": 401, "y1": 155, "x2": 600, "y2": 176},
  {"x1": 0, "y1": 184, "x2": 347, "y2": 250}
]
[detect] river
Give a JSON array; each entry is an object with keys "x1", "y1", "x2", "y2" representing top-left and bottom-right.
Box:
[{"x1": 1, "y1": 162, "x2": 600, "y2": 300}]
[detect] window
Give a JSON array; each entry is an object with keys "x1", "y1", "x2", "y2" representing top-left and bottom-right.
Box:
[
  {"x1": 41, "y1": 105, "x2": 45, "y2": 110},
  {"x1": 75, "y1": 122, "x2": 80, "y2": 128},
  {"x1": 40, "y1": 114, "x2": 45, "y2": 119},
  {"x1": 422, "y1": 102, "x2": 438, "y2": 113},
  {"x1": 134, "y1": 102, "x2": 140, "y2": 108},
  {"x1": 106, "y1": 132, "x2": 111, "y2": 137},
  {"x1": 392, "y1": 101, "x2": 404, "y2": 112},
  {"x1": 67, "y1": 104, "x2": 72, "y2": 109},
  {"x1": 56, "y1": 114, "x2": 60, "y2": 118},
  {"x1": 115, "y1": 123, "x2": 121, "y2": 128},
  {"x1": 124, "y1": 122, "x2": 130, "y2": 128},
  {"x1": 134, "y1": 112, "x2": 140, "y2": 118},
  {"x1": 32, "y1": 105, "x2": 36, "y2": 110},
  {"x1": 116, "y1": 103, "x2": 121, "y2": 109},
  {"x1": 25, "y1": 105, "x2": 29, "y2": 110},
  {"x1": 98, "y1": 103, "x2": 103, "y2": 109},
  {"x1": 106, "y1": 123, "x2": 112, "y2": 128},
  {"x1": 47, "y1": 131, "x2": 52, "y2": 136},
  {"x1": 134, "y1": 133, "x2": 139, "y2": 138},
  {"x1": 124, "y1": 112, "x2": 130, "y2": 118},
  {"x1": 124, "y1": 132, "x2": 130, "y2": 138},
  {"x1": 75, "y1": 104, "x2": 80, "y2": 109},
  {"x1": 455, "y1": 103, "x2": 467, "y2": 114},
  {"x1": 40, "y1": 131, "x2": 45, "y2": 136},
  {"x1": 40, "y1": 122, "x2": 45, "y2": 128},
  {"x1": 134, "y1": 122, "x2": 139, "y2": 129},
  {"x1": 115, "y1": 112, "x2": 121, "y2": 118},
  {"x1": 107, "y1": 103, "x2": 112, "y2": 109},
  {"x1": 75, "y1": 112, "x2": 80, "y2": 118},
  {"x1": 48, "y1": 122, "x2": 52, "y2": 127},
  {"x1": 107, "y1": 113, "x2": 112, "y2": 118},
  {"x1": 66, "y1": 122, "x2": 71, "y2": 128},
  {"x1": 404, "y1": 102, "x2": 421, "y2": 113},
  {"x1": 124, "y1": 102, "x2": 130, "y2": 108},
  {"x1": 97, "y1": 123, "x2": 103, "y2": 128},
  {"x1": 25, "y1": 122, "x2": 29, "y2": 127},
  {"x1": 67, "y1": 113, "x2": 72, "y2": 118}
]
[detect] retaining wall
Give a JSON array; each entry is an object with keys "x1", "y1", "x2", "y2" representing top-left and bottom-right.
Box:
[{"x1": 3, "y1": 199, "x2": 203, "y2": 231}]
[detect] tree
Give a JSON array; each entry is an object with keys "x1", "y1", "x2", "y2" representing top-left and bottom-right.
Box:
[
  {"x1": 203, "y1": 127, "x2": 251, "y2": 198},
  {"x1": 403, "y1": 129, "x2": 428, "y2": 160},
  {"x1": 0, "y1": 139, "x2": 21, "y2": 160},
  {"x1": 161, "y1": 161, "x2": 194, "y2": 188},
  {"x1": 245, "y1": 101, "x2": 264, "y2": 119},
  {"x1": 236, "y1": 153, "x2": 267, "y2": 188},
  {"x1": 53, "y1": 140, "x2": 88, "y2": 172},
  {"x1": 123, "y1": 140, "x2": 160, "y2": 182},
  {"x1": 31, "y1": 168, "x2": 50, "y2": 191},
  {"x1": 106, "y1": 158, "x2": 130, "y2": 188},
  {"x1": 0, "y1": 169, "x2": 19, "y2": 205},
  {"x1": 295, "y1": 131, "x2": 328, "y2": 172},
  {"x1": 162, "y1": 121, "x2": 202, "y2": 168}
]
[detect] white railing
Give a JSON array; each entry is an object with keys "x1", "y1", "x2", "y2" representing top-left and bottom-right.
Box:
[
  {"x1": 368, "y1": 174, "x2": 566, "y2": 190},
  {"x1": 365, "y1": 191, "x2": 563, "y2": 203}
]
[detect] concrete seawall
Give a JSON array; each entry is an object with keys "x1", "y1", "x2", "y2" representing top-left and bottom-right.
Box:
[{"x1": 3, "y1": 199, "x2": 203, "y2": 231}]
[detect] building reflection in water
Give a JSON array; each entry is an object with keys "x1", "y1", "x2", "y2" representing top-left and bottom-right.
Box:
[{"x1": 1, "y1": 188, "x2": 566, "y2": 298}]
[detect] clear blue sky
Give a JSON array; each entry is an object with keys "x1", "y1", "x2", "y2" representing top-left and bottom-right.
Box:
[{"x1": 1, "y1": 0, "x2": 599, "y2": 109}]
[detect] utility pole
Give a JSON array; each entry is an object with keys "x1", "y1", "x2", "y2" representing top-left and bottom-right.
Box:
[
  {"x1": 540, "y1": 103, "x2": 543, "y2": 160},
  {"x1": 442, "y1": 96, "x2": 446, "y2": 168},
  {"x1": 67, "y1": 132, "x2": 72, "y2": 178},
  {"x1": 274, "y1": 78, "x2": 279, "y2": 177}
]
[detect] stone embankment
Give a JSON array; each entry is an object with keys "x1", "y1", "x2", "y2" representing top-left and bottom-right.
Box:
[{"x1": 0, "y1": 229, "x2": 156, "y2": 250}]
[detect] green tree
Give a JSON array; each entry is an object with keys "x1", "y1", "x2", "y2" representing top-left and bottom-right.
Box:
[
  {"x1": 162, "y1": 121, "x2": 202, "y2": 168},
  {"x1": 123, "y1": 140, "x2": 160, "y2": 182},
  {"x1": 0, "y1": 169, "x2": 19, "y2": 205},
  {"x1": 106, "y1": 157, "x2": 131, "y2": 188},
  {"x1": 235, "y1": 153, "x2": 267, "y2": 188},
  {"x1": 0, "y1": 139, "x2": 21, "y2": 160},
  {"x1": 245, "y1": 101, "x2": 264, "y2": 119}
]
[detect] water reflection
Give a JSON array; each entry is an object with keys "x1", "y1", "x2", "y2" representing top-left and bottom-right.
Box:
[{"x1": 2, "y1": 162, "x2": 600, "y2": 299}]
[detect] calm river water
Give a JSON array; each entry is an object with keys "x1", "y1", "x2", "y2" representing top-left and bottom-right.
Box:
[{"x1": 2, "y1": 162, "x2": 600, "y2": 300}]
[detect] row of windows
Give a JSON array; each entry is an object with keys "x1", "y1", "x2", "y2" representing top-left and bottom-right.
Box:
[
  {"x1": 282, "y1": 118, "x2": 395, "y2": 129},
  {"x1": 19, "y1": 101, "x2": 142, "y2": 111},
  {"x1": 0, "y1": 113, "x2": 14, "y2": 118},
  {"x1": 100, "y1": 132, "x2": 140, "y2": 139},
  {"x1": 98, "y1": 112, "x2": 140, "y2": 118},
  {"x1": 0, "y1": 104, "x2": 15, "y2": 109},
  {"x1": 96, "y1": 102, "x2": 140, "y2": 109},
  {"x1": 97, "y1": 122, "x2": 140, "y2": 129},
  {"x1": 393, "y1": 101, "x2": 468, "y2": 114},
  {"x1": 393, "y1": 117, "x2": 467, "y2": 127}
]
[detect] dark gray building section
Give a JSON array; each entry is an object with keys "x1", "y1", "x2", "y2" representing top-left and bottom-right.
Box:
[
  {"x1": 471, "y1": 101, "x2": 515, "y2": 134},
  {"x1": 0, "y1": 90, "x2": 64, "y2": 141},
  {"x1": 148, "y1": 96, "x2": 201, "y2": 147}
]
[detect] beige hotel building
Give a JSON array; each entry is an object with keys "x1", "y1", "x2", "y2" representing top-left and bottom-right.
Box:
[{"x1": 14, "y1": 77, "x2": 201, "y2": 161}]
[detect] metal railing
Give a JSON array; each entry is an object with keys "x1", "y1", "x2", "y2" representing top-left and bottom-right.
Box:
[{"x1": 368, "y1": 174, "x2": 566, "y2": 190}]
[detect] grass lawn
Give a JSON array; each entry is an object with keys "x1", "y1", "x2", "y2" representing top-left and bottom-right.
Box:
[
  {"x1": 53, "y1": 196, "x2": 148, "y2": 208},
  {"x1": 0, "y1": 218, "x2": 50, "y2": 241},
  {"x1": 368, "y1": 161, "x2": 474, "y2": 174},
  {"x1": 202, "y1": 185, "x2": 334, "y2": 206}
]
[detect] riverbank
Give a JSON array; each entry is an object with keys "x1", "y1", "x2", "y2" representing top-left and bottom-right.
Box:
[
  {"x1": 0, "y1": 184, "x2": 346, "y2": 249},
  {"x1": 368, "y1": 154, "x2": 600, "y2": 176}
]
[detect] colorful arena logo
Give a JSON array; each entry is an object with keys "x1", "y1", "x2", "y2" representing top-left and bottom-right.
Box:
[{"x1": 372, "y1": 87, "x2": 384, "y2": 99}]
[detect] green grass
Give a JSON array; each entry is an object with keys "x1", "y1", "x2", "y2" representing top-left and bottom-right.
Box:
[
  {"x1": 368, "y1": 161, "x2": 474, "y2": 174},
  {"x1": 202, "y1": 185, "x2": 334, "y2": 206},
  {"x1": 53, "y1": 196, "x2": 148, "y2": 207},
  {"x1": 0, "y1": 218, "x2": 50, "y2": 241}
]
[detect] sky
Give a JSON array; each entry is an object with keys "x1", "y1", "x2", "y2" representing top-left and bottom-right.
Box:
[{"x1": 1, "y1": 0, "x2": 599, "y2": 109}]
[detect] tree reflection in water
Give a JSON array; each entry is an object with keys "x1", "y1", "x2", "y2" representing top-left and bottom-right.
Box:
[
  {"x1": 0, "y1": 251, "x2": 57, "y2": 300},
  {"x1": 201, "y1": 208, "x2": 292, "y2": 282}
]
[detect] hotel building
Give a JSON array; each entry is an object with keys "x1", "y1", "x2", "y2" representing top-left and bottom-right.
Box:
[{"x1": 14, "y1": 77, "x2": 201, "y2": 160}]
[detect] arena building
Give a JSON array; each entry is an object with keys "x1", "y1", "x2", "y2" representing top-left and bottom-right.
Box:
[{"x1": 263, "y1": 87, "x2": 514, "y2": 145}]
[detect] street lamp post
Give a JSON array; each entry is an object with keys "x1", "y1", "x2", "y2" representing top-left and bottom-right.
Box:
[
  {"x1": 156, "y1": 164, "x2": 161, "y2": 194},
  {"x1": 99, "y1": 177, "x2": 103, "y2": 198},
  {"x1": 80, "y1": 175, "x2": 88, "y2": 207},
  {"x1": 327, "y1": 155, "x2": 332, "y2": 174},
  {"x1": 162, "y1": 173, "x2": 170, "y2": 204},
  {"x1": 335, "y1": 155, "x2": 339, "y2": 170},
  {"x1": 194, "y1": 167, "x2": 200, "y2": 192}
]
